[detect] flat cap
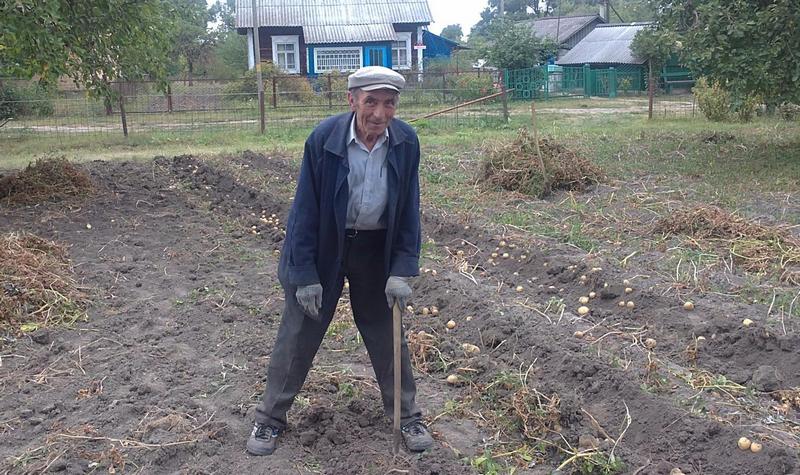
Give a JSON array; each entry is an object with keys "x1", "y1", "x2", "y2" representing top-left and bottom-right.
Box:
[{"x1": 347, "y1": 66, "x2": 405, "y2": 93}]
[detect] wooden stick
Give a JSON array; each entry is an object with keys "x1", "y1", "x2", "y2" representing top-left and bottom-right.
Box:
[
  {"x1": 392, "y1": 302, "x2": 402, "y2": 455},
  {"x1": 407, "y1": 89, "x2": 515, "y2": 123},
  {"x1": 531, "y1": 100, "x2": 549, "y2": 193}
]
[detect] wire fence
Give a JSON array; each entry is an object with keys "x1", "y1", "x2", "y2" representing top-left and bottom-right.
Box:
[
  {"x1": 0, "y1": 68, "x2": 699, "y2": 140},
  {"x1": 0, "y1": 70, "x2": 511, "y2": 139}
]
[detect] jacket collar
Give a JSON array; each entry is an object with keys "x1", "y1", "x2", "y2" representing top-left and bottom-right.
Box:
[{"x1": 324, "y1": 112, "x2": 408, "y2": 158}]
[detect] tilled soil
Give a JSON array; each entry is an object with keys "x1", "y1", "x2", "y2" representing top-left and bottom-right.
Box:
[{"x1": 1, "y1": 153, "x2": 798, "y2": 475}]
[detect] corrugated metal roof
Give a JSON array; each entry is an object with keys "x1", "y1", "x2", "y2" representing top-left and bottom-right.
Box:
[
  {"x1": 303, "y1": 23, "x2": 397, "y2": 43},
  {"x1": 236, "y1": 0, "x2": 433, "y2": 29},
  {"x1": 530, "y1": 15, "x2": 603, "y2": 43},
  {"x1": 557, "y1": 23, "x2": 650, "y2": 65}
]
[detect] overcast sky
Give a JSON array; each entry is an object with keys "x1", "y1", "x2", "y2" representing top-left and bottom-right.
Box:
[{"x1": 428, "y1": 0, "x2": 487, "y2": 36}]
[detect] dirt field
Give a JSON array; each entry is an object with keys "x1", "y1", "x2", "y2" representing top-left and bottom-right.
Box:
[{"x1": 1, "y1": 152, "x2": 798, "y2": 474}]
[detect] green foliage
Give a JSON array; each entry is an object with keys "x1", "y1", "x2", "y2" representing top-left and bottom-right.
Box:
[
  {"x1": 631, "y1": 27, "x2": 677, "y2": 70},
  {"x1": 779, "y1": 103, "x2": 800, "y2": 121},
  {"x1": 733, "y1": 93, "x2": 761, "y2": 123},
  {"x1": 553, "y1": 0, "x2": 654, "y2": 21},
  {"x1": 449, "y1": 73, "x2": 496, "y2": 101},
  {"x1": 648, "y1": 0, "x2": 800, "y2": 107},
  {"x1": 483, "y1": 19, "x2": 558, "y2": 70},
  {"x1": 0, "y1": 82, "x2": 55, "y2": 119},
  {"x1": 0, "y1": 0, "x2": 175, "y2": 97},
  {"x1": 224, "y1": 67, "x2": 316, "y2": 104},
  {"x1": 440, "y1": 24, "x2": 464, "y2": 43},
  {"x1": 168, "y1": 0, "x2": 217, "y2": 81},
  {"x1": 206, "y1": 32, "x2": 248, "y2": 79},
  {"x1": 693, "y1": 77, "x2": 731, "y2": 122}
]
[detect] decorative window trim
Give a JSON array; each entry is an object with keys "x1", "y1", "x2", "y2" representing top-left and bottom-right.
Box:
[
  {"x1": 392, "y1": 32, "x2": 412, "y2": 70},
  {"x1": 313, "y1": 46, "x2": 363, "y2": 73},
  {"x1": 271, "y1": 35, "x2": 300, "y2": 73}
]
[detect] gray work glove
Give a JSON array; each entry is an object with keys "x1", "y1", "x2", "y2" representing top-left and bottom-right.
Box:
[
  {"x1": 296, "y1": 283, "x2": 323, "y2": 318},
  {"x1": 385, "y1": 276, "x2": 412, "y2": 310}
]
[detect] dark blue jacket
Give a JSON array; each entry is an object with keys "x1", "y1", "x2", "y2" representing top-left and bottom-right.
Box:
[{"x1": 278, "y1": 112, "x2": 421, "y2": 312}]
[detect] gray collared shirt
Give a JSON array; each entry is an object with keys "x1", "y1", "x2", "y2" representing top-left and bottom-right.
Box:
[{"x1": 346, "y1": 115, "x2": 389, "y2": 230}]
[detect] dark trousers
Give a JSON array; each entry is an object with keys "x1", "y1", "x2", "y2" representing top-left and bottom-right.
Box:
[{"x1": 254, "y1": 230, "x2": 421, "y2": 430}]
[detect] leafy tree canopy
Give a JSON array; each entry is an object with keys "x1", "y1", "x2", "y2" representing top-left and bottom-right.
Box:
[
  {"x1": 168, "y1": 0, "x2": 217, "y2": 82},
  {"x1": 0, "y1": 0, "x2": 175, "y2": 96},
  {"x1": 647, "y1": 0, "x2": 800, "y2": 105},
  {"x1": 482, "y1": 19, "x2": 558, "y2": 70},
  {"x1": 440, "y1": 24, "x2": 464, "y2": 43}
]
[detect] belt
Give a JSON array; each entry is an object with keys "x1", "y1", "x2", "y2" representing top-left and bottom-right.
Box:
[{"x1": 345, "y1": 228, "x2": 386, "y2": 239}]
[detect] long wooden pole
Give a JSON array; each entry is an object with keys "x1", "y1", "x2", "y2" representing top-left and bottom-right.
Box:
[
  {"x1": 392, "y1": 302, "x2": 402, "y2": 455},
  {"x1": 251, "y1": 0, "x2": 265, "y2": 134},
  {"x1": 407, "y1": 89, "x2": 515, "y2": 123}
]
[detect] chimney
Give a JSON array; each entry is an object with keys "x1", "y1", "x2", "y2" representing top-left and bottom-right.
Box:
[{"x1": 599, "y1": 0, "x2": 610, "y2": 21}]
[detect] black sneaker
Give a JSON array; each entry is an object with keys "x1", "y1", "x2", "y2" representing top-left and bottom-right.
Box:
[
  {"x1": 246, "y1": 422, "x2": 279, "y2": 456},
  {"x1": 401, "y1": 420, "x2": 433, "y2": 452}
]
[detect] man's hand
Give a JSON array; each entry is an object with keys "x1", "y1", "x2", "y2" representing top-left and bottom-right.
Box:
[
  {"x1": 296, "y1": 284, "x2": 323, "y2": 317},
  {"x1": 385, "y1": 276, "x2": 412, "y2": 310}
]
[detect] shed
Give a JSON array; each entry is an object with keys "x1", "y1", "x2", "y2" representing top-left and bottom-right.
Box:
[
  {"x1": 421, "y1": 30, "x2": 465, "y2": 61},
  {"x1": 235, "y1": 0, "x2": 433, "y2": 75},
  {"x1": 556, "y1": 23, "x2": 651, "y2": 96},
  {"x1": 556, "y1": 22, "x2": 649, "y2": 67},
  {"x1": 528, "y1": 15, "x2": 606, "y2": 58}
]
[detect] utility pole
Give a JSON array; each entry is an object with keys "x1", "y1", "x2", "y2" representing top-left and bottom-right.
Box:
[
  {"x1": 498, "y1": 0, "x2": 504, "y2": 16},
  {"x1": 251, "y1": 0, "x2": 265, "y2": 134}
]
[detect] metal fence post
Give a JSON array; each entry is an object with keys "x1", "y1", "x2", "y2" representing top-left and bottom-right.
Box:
[
  {"x1": 272, "y1": 78, "x2": 277, "y2": 109},
  {"x1": 118, "y1": 93, "x2": 128, "y2": 137},
  {"x1": 583, "y1": 64, "x2": 591, "y2": 98},
  {"x1": 441, "y1": 72, "x2": 447, "y2": 102},
  {"x1": 609, "y1": 67, "x2": 617, "y2": 98}
]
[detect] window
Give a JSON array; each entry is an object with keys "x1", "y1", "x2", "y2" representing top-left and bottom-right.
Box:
[
  {"x1": 392, "y1": 32, "x2": 411, "y2": 69},
  {"x1": 271, "y1": 35, "x2": 300, "y2": 73},
  {"x1": 314, "y1": 47, "x2": 362, "y2": 72}
]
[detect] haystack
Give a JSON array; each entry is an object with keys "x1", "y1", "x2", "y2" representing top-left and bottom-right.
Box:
[
  {"x1": 0, "y1": 157, "x2": 93, "y2": 204},
  {"x1": 480, "y1": 129, "x2": 603, "y2": 198}
]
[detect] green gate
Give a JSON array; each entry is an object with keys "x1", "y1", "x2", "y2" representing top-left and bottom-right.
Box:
[{"x1": 505, "y1": 65, "x2": 644, "y2": 99}]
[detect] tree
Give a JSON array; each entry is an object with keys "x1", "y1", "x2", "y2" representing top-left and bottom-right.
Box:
[
  {"x1": 169, "y1": 0, "x2": 217, "y2": 84},
  {"x1": 552, "y1": 0, "x2": 653, "y2": 22},
  {"x1": 483, "y1": 19, "x2": 558, "y2": 70},
  {"x1": 0, "y1": 0, "x2": 175, "y2": 97},
  {"x1": 648, "y1": 0, "x2": 799, "y2": 107},
  {"x1": 440, "y1": 24, "x2": 464, "y2": 43}
]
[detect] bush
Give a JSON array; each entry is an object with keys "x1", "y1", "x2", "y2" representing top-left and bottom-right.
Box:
[
  {"x1": 693, "y1": 77, "x2": 730, "y2": 122},
  {"x1": 0, "y1": 82, "x2": 55, "y2": 119},
  {"x1": 779, "y1": 102, "x2": 800, "y2": 121},
  {"x1": 449, "y1": 73, "x2": 497, "y2": 101},
  {"x1": 223, "y1": 66, "x2": 317, "y2": 104},
  {"x1": 732, "y1": 93, "x2": 761, "y2": 122}
]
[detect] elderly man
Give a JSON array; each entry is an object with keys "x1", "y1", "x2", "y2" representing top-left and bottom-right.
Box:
[{"x1": 247, "y1": 66, "x2": 433, "y2": 456}]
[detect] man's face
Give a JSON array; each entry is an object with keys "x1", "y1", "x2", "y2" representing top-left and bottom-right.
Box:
[{"x1": 348, "y1": 88, "x2": 398, "y2": 138}]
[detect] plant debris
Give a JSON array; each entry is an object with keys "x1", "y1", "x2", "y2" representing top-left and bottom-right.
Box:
[
  {"x1": 654, "y1": 205, "x2": 800, "y2": 282},
  {"x1": 479, "y1": 129, "x2": 603, "y2": 198},
  {"x1": 0, "y1": 232, "x2": 88, "y2": 334},
  {"x1": 0, "y1": 156, "x2": 93, "y2": 204}
]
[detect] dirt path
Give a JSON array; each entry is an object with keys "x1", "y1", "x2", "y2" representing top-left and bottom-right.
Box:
[{"x1": 1, "y1": 153, "x2": 797, "y2": 474}]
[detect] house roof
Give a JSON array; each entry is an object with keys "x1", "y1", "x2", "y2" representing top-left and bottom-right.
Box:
[
  {"x1": 304, "y1": 24, "x2": 398, "y2": 43},
  {"x1": 235, "y1": 0, "x2": 433, "y2": 31},
  {"x1": 529, "y1": 15, "x2": 603, "y2": 44},
  {"x1": 557, "y1": 23, "x2": 650, "y2": 65}
]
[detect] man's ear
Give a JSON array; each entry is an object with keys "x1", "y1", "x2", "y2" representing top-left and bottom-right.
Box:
[{"x1": 347, "y1": 91, "x2": 356, "y2": 111}]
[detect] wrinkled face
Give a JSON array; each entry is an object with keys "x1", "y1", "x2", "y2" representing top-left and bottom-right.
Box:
[{"x1": 348, "y1": 88, "x2": 399, "y2": 138}]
